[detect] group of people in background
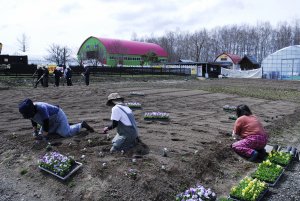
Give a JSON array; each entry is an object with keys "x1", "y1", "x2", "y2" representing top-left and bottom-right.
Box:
[{"x1": 33, "y1": 64, "x2": 91, "y2": 87}]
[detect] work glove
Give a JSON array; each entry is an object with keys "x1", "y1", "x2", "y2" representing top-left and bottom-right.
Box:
[{"x1": 32, "y1": 130, "x2": 39, "y2": 137}]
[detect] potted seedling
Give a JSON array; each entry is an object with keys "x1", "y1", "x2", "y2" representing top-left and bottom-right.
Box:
[
  {"x1": 176, "y1": 184, "x2": 217, "y2": 201},
  {"x1": 230, "y1": 176, "x2": 268, "y2": 201},
  {"x1": 129, "y1": 91, "x2": 145, "y2": 96},
  {"x1": 144, "y1": 112, "x2": 170, "y2": 121},
  {"x1": 251, "y1": 160, "x2": 284, "y2": 186},
  {"x1": 125, "y1": 102, "x2": 142, "y2": 109},
  {"x1": 267, "y1": 150, "x2": 292, "y2": 167}
]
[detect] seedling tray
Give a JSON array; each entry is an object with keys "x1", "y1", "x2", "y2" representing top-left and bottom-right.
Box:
[
  {"x1": 252, "y1": 169, "x2": 284, "y2": 187},
  {"x1": 39, "y1": 161, "x2": 82, "y2": 180},
  {"x1": 229, "y1": 189, "x2": 268, "y2": 201},
  {"x1": 144, "y1": 118, "x2": 170, "y2": 121},
  {"x1": 129, "y1": 107, "x2": 142, "y2": 110},
  {"x1": 129, "y1": 93, "x2": 145, "y2": 96}
]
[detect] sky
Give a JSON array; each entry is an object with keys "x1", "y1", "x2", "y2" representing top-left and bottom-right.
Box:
[{"x1": 1, "y1": 0, "x2": 300, "y2": 57}]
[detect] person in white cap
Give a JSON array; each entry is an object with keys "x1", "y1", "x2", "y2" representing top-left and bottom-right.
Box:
[{"x1": 103, "y1": 93, "x2": 139, "y2": 152}]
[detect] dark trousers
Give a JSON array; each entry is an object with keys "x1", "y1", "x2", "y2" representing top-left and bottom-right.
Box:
[
  {"x1": 85, "y1": 76, "x2": 90, "y2": 86},
  {"x1": 55, "y1": 78, "x2": 60, "y2": 86},
  {"x1": 43, "y1": 77, "x2": 48, "y2": 87},
  {"x1": 67, "y1": 78, "x2": 72, "y2": 86}
]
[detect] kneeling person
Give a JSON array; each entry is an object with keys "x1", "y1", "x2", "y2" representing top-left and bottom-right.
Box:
[
  {"x1": 103, "y1": 93, "x2": 139, "y2": 152},
  {"x1": 19, "y1": 98, "x2": 94, "y2": 139},
  {"x1": 231, "y1": 104, "x2": 268, "y2": 161}
]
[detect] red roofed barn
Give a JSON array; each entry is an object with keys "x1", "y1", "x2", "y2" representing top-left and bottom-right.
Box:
[
  {"x1": 77, "y1": 36, "x2": 168, "y2": 66},
  {"x1": 214, "y1": 52, "x2": 242, "y2": 70}
]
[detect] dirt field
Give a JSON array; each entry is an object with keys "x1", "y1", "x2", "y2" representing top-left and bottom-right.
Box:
[{"x1": 0, "y1": 77, "x2": 300, "y2": 201}]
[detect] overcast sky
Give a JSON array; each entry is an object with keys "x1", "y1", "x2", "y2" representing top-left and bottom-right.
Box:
[{"x1": 1, "y1": 0, "x2": 300, "y2": 56}]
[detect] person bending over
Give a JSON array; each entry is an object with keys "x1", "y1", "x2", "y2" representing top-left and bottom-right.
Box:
[
  {"x1": 231, "y1": 104, "x2": 268, "y2": 161},
  {"x1": 19, "y1": 98, "x2": 94, "y2": 140}
]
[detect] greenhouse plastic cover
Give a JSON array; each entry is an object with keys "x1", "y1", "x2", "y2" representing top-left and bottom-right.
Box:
[{"x1": 221, "y1": 68, "x2": 262, "y2": 78}]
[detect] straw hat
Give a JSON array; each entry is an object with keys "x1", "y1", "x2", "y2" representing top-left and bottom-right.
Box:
[{"x1": 106, "y1": 93, "x2": 124, "y2": 106}]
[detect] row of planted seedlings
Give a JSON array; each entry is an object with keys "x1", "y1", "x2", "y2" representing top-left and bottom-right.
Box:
[
  {"x1": 225, "y1": 147, "x2": 295, "y2": 201},
  {"x1": 223, "y1": 105, "x2": 238, "y2": 121}
]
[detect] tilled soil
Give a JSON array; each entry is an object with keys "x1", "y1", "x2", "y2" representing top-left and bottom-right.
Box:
[{"x1": 0, "y1": 77, "x2": 299, "y2": 201}]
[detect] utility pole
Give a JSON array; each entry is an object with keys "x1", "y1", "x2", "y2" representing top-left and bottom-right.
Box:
[{"x1": 63, "y1": 48, "x2": 66, "y2": 66}]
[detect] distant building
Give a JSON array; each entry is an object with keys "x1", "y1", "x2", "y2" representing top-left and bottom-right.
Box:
[
  {"x1": 214, "y1": 52, "x2": 242, "y2": 70},
  {"x1": 239, "y1": 55, "x2": 260, "y2": 70},
  {"x1": 0, "y1": 54, "x2": 28, "y2": 65},
  {"x1": 77, "y1": 36, "x2": 168, "y2": 66},
  {"x1": 261, "y1": 45, "x2": 300, "y2": 80}
]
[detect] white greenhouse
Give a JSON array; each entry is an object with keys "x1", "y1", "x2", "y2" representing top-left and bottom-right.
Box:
[{"x1": 262, "y1": 45, "x2": 300, "y2": 80}]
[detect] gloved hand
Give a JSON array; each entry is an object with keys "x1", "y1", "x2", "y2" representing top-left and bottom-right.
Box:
[
  {"x1": 34, "y1": 134, "x2": 43, "y2": 141},
  {"x1": 232, "y1": 130, "x2": 239, "y2": 140},
  {"x1": 103, "y1": 127, "x2": 109, "y2": 134},
  {"x1": 32, "y1": 130, "x2": 39, "y2": 137}
]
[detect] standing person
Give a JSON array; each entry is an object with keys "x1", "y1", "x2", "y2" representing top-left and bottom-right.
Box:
[
  {"x1": 42, "y1": 66, "x2": 49, "y2": 87},
  {"x1": 18, "y1": 98, "x2": 94, "y2": 139},
  {"x1": 34, "y1": 66, "x2": 44, "y2": 88},
  {"x1": 231, "y1": 104, "x2": 268, "y2": 161},
  {"x1": 82, "y1": 65, "x2": 90, "y2": 86},
  {"x1": 66, "y1": 67, "x2": 73, "y2": 86},
  {"x1": 53, "y1": 67, "x2": 62, "y2": 87},
  {"x1": 102, "y1": 93, "x2": 139, "y2": 152}
]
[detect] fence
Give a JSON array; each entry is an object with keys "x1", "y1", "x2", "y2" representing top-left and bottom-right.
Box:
[{"x1": 0, "y1": 64, "x2": 192, "y2": 77}]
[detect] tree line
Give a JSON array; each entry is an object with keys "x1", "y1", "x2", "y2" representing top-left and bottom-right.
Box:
[{"x1": 133, "y1": 20, "x2": 300, "y2": 63}]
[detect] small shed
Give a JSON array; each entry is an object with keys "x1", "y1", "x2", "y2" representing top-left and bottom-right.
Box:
[{"x1": 239, "y1": 55, "x2": 260, "y2": 70}]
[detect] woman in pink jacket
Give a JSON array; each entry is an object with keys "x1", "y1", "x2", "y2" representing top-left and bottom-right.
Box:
[{"x1": 231, "y1": 104, "x2": 268, "y2": 161}]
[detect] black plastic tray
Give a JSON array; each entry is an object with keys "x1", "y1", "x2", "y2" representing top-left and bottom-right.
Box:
[
  {"x1": 144, "y1": 118, "x2": 170, "y2": 121},
  {"x1": 39, "y1": 161, "x2": 82, "y2": 180},
  {"x1": 229, "y1": 188, "x2": 268, "y2": 201},
  {"x1": 252, "y1": 169, "x2": 284, "y2": 187}
]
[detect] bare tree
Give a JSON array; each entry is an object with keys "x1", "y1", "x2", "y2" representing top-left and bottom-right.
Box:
[
  {"x1": 131, "y1": 32, "x2": 138, "y2": 41},
  {"x1": 17, "y1": 33, "x2": 30, "y2": 52},
  {"x1": 141, "y1": 51, "x2": 159, "y2": 66},
  {"x1": 136, "y1": 19, "x2": 300, "y2": 64},
  {"x1": 79, "y1": 46, "x2": 105, "y2": 66},
  {"x1": 45, "y1": 44, "x2": 72, "y2": 66}
]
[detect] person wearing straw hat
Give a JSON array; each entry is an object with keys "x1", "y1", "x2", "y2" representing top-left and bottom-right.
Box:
[
  {"x1": 19, "y1": 98, "x2": 94, "y2": 140},
  {"x1": 103, "y1": 93, "x2": 139, "y2": 152}
]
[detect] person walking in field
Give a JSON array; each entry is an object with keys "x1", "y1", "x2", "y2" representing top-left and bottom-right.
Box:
[
  {"x1": 231, "y1": 104, "x2": 268, "y2": 161},
  {"x1": 19, "y1": 98, "x2": 94, "y2": 140},
  {"x1": 102, "y1": 93, "x2": 139, "y2": 152},
  {"x1": 42, "y1": 66, "x2": 49, "y2": 87},
  {"x1": 82, "y1": 65, "x2": 91, "y2": 86},
  {"x1": 34, "y1": 66, "x2": 44, "y2": 88}
]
